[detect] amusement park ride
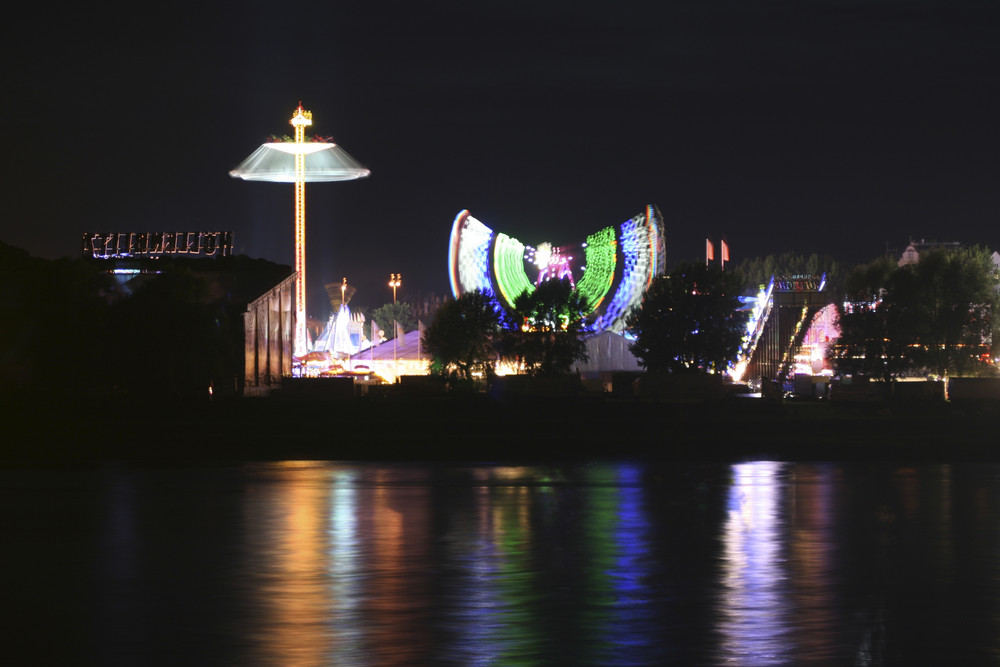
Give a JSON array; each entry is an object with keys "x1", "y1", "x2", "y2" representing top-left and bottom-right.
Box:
[
  {"x1": 448, "y1": 208, "x2": 832, "y2": 387},
  {"x1": 230, "y1": 104, "x2": 370, "y2": 357},
  {"x1": 448, "y1": 206, "x2": 666, "y2": 333},
  {"x1": 732, "y1": 275, "x2": 831, "y2": 389}
]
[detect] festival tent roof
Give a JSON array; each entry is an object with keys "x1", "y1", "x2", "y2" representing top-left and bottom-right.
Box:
[
  {"x1": 350, "y1": 329, "x2": 426, "y2": 362},
  {"x1": 353, "y1": 329, "x2": 639, "y2": 370}
]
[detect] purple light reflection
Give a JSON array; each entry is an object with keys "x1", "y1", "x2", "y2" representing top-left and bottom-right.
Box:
[{"x1": 716, "y1": 461, "x2": 792, "y2": 665}]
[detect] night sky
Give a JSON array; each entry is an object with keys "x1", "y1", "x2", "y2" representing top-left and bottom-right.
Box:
[{"x1": 4, "y1": 1, "x2": 999, "y2": 315}]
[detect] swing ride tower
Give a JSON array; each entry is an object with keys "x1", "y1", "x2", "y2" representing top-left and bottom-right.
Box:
[{"x1": 230, "y1": 103, "x2": 370, "y2": 357}]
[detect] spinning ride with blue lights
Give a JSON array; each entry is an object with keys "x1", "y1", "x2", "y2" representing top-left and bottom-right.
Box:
[{"x1": 448, "y1": 205, "x2": 665, "y2": 332}]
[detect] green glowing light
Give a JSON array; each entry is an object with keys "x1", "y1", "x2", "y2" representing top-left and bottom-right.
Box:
[
  {"x1": 494, "y1": 233, "x2": 535, "y2": 307},
  {"x1": 575, "y1": 226, "x2": 617, "y2": 312}
]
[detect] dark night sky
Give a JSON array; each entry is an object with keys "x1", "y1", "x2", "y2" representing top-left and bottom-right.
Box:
[{"x1": 3, "y1": 1, "x2": 999, "y2": 314}]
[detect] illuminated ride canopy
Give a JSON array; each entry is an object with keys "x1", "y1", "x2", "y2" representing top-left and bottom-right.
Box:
[
  {"x1": 448, "y1": 205, "x2": 665, "y2": 332},
  {"x1": 229, "y1": 141, "x2": 370, "y2": 183}
]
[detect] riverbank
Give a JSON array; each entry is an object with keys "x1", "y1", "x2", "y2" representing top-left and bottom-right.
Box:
[{"x1": 5, "y1": 393, "x2": 1000, "y2": 463}]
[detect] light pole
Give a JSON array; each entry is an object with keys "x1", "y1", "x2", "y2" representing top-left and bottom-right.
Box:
[
  {"x1": 341, "y1": 277, "x2": 348, "y2": 369},
  {"x1": 389, "y1": 273, "x2": 401, "y2": 381},
  {"x1": 389, "y1": 273, "x2": 401, "y2": 303}
]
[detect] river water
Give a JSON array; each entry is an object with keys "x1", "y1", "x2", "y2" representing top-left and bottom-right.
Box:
[{"x1": 3, "y1": 460, "x2": 999, "y2": 665}]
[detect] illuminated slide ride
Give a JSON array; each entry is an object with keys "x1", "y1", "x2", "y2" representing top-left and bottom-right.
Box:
[
  {"x1": 448, "y1": 206, "x2": 665, "y2": 332},
  {"x1": 732, "y1": 275, "x2": 827, "y2": 387}
]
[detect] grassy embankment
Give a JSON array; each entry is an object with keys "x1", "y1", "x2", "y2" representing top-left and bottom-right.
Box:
[{"x1": 5, "y1": 390, "x2": 998, "y2": 463}]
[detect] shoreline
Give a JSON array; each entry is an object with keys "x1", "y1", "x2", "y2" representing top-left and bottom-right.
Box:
[{"x1": 6, "y1": 394, "x2": 1000, "y2": 464}]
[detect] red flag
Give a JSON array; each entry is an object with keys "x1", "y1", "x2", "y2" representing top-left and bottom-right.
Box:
[
  {"x1": 706, "y1": 239, "x2": 715, "y2": 262},
  {"x1": 721, "y1": 239, "x2": 730, "y2": 262}
]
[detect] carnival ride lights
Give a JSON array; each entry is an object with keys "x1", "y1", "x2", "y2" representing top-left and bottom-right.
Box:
[
  {"x1": 793, "y1": 303, "x2": 839, "y2": 376},
  {"x1": 536, "y1": 246, "x2": 576, "y2": 287},
  {"x1": 494, "y1": 233, "x2": 534, "y2": 306},
  {"x1": 592, "y1": 208, "x2": 663, "y2": 332},
  {"x1": 448, "y1": 212, "x2": 494, "y2": 297},
  {"x1": 731, "y1": 274, "x2": 830, "y2": 385},
  {"x1": 230, "y1": 104, "x2": 370, "y2": 358},
  {"x1": 731, "y1": 279, "x2": 775, "y2": 382},
  {"x1": 576, "y1": 227, "x2": 617, "y2": 312},
  {"x1": 778, "y1": 305, "x2": 814, "y2": 381},
  {"x1": 448, "y1": 205, "x2": 664, "y2": 332}
]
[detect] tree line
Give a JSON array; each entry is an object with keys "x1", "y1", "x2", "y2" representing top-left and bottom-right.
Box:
[
  {"x1": 421, "y1": 279, "x2": 589, "y2": 383},
  {"x1": 832, "y1": 246, "x2": 999, "y2": 380},
  {"x1": 424, "y1": 247, "x2": 1000, "y2": 383},
  {"x1": 421, "y1": 262, "x2": 750, "y2": 381}
]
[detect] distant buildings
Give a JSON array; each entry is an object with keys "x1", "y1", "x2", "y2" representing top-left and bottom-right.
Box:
[
  {"x1": 897, "y1": 238, "x2": 962, "y2": 267},
  {"x1": 896, "y1": 239, "x2": 1000, "y2": 288}
]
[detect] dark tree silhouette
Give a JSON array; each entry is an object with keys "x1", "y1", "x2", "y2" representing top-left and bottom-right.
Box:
[
  {"x1": 0, "y1": 243, "x2": 112, "y2": 400},
  {"x1": 834, "y1": 247, "x2": 999, "y2": 379},
  {"x1": 371, "y1": 302, "x2": 415, "y2": 340},
  {"x1": 107, "y1": 269, "x2": 222, "y2": 400},
  {"x1": 507, "y1": 278, "x2": 589, "y2": 376},
  {"x1": 421, "y1": 289, "x2": 505, "y2": 381},
  {"x1": 627, "y1": 262, "x2": 747, "y2": 374}
]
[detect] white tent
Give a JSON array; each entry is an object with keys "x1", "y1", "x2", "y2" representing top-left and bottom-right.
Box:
[
  {"x1": 348, "y1": 328, "x2": 429, "y2": 382},
  {"x1": 572, "y1": 330, "x2": 643, "y2": 378}
]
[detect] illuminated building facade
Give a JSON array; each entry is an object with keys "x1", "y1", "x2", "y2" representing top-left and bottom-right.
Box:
[
  {"x1": 448, "y1": 205, "x2": 665, "y2": 332},
  {"x1": 243, "y1": 273, "x2": 295, "y2": 394},
  {"x1": 230, "y1": 104, "x2": 370, "y2": 358}
]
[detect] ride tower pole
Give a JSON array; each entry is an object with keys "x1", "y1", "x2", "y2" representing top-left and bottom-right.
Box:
[{"x1": 291, "y1": 104, "x2": 312, "y2": 356}]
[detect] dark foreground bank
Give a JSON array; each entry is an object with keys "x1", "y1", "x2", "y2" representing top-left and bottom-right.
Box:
[{"x1": 5, "y1": 393, "x2": 1000, "y2": 463}]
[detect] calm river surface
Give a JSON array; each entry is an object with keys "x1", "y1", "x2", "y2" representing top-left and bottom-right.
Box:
[{"x1": 3, "y1": 460, "x2": 1000, "y2": 665}]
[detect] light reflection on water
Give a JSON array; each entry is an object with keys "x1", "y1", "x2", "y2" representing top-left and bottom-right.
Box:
[
  {"x1": 717, "y1": 461, "x2": 790, "y2": 665},
  {"x1": 4, "y1": 461, "x2": 1000, "y2": 664}
]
